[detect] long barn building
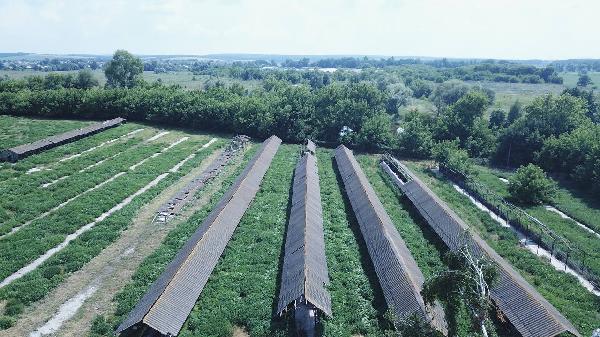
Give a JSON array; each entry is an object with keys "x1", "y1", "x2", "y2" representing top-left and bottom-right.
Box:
[
  {"x1": 277, "y1": 141, "x2": 331, "y2": 336},
  {"x1": 335, "y1": 146, "x2": 447, "y2": 334},
  {"x1": 116, "y1": 135, "x2": 281, "y2": 337},
  {"x1": 0, "y1": 118, "x2": 125, "y2": 162},
  {"x1": 380, "y1": 158, "x2": 580, "y2": 337}
]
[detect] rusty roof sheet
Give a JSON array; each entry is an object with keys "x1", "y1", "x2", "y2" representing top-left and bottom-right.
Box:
[
  {"x1": 277, "y1": 148, "x2": 331, "y2": 317},
  {"x1": 116, "y1": 135, "x2": 281, "y2": 336},
  {"x1": 334, "y1": 146, "x2": 446, "y2": 333},
  {"x1": 382, "y1": 159, "x2": 580, "y2": 337}
]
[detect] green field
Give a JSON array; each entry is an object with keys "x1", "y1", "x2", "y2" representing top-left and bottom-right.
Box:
[
  {"x1": 0, "y1": 69, "x2": 260, "y2": 91},
  {"x1": 0, "y1": 116, "x2": 596, "y2": 336},
  {"x1": 560, "y1": 72, "x2": 600, "y2": 88},
  {"x1": 0, "y1": 115, "x2": 93, "y2": 149},
  {"x1": 0, "y1": 117, "x2": 228, "y2": 330}
]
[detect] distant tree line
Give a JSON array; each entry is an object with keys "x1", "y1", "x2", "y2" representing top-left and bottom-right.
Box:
[
  {"x1": 550, "y1": 59, "x2": 600, "y2": 72},
  {"x1": 1, "y1": 50, "x2": 598, "y2": 194}
]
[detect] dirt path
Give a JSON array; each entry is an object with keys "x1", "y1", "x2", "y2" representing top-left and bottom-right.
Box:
[{"x1": 6, "y1": 145, "x2": 248, "y2": 337}]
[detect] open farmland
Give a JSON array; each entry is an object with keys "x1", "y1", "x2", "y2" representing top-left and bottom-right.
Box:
[
  {"x1": 0, "y1": 116, "x2": 598, "y2": 337},
  {"x1": 0, "y1": 116, "x2": 231, "y2": 332}
]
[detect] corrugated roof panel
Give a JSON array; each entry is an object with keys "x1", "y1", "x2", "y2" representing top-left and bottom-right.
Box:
[
  {"x1": 334, "y1": 146, "x2": 446, "y2": 333},
  {"x1": 116, "y1": 136, "x2": 281, "y2": 336},
  {"x1": 277, "y1": 147, "x2": 332, "y2": 317},
  {"x1": 382, "y1": 159, "x2": 580, "y2": 337}
]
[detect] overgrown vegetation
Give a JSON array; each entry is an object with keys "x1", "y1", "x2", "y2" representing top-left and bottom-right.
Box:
[
  {"x1": 357, "y1": 155, "x2": 499, "y2": 337},
  {"x1": 507, "y1": 164, "x2": 556, "y2": 204},
  {"x1": 405, "y1": 161, "x2": 600, "y2": 336},
  {"x1": 0, "y1": 130, "x2": 224, "y2": 328}
]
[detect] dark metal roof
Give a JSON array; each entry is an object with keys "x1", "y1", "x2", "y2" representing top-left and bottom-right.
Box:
[
  {"x1": 334, "y1": 146, "x2": 446, "y2": 333},
  {"x1": 116, "y1": 135, "x2": 282, "y2": 336},
  {"x1": 381, "y1": 159, "x2": 581, "y2": 337},
  {"x1": 4, "y1": 118, "x2": 125, "y2": 160},
  {"x1": 277, "y1": 147, "x2": 332, "y2": 317}
]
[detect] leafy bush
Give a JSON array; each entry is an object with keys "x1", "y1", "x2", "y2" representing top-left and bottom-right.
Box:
[
  {"x1": 508, "y1": 164, "x2": 556, "y2": 204},
  {"x1": 4, "y1": 299, "x2": 24, "y2": 316},
  {"x1": 0, "y1": 316, "x2": 15, "y2": 329},
  {"x1": 356, "y1": 113, "x2": 394, "y2": 150},
  {"x1": 89, "y1": 315, "x2": 112, "y2": 336},
  {"x1": 397, "y1": 110, "x2": 434, "y2": 158},
  {"x1": 432, "y1": 140, "x2": 475, "y2": 176}
]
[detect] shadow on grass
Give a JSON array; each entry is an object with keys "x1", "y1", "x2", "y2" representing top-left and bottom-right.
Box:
[
  {"x1": 331, "y1": 156, "x2": 392, "y2": 334},
  {"x1": 268, "y1": 159, "x2": 298, "y2": 337}
]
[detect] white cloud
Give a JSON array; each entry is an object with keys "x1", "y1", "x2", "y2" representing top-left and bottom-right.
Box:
[{"x1": 0, "y1": 0, "x2": 598, "y2": 59}]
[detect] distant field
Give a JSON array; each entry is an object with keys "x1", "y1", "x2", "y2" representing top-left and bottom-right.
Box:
[
  {"x1": 0, "y1": 69, "x2": 260, "y2": 91},
  {"x1": 560, "y1": 71, "x2": 600, "y2": 88},
  {"x1": 467, "y1": 81, "x2": 566, "y2": 114},
  {"x1": 0, "y1": 115, "x2": 92, "y2": 149}
]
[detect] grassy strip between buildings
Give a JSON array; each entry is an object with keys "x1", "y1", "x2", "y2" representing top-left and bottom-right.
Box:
[
  {"x1": 406, "y1": 161, "x2": 600, "y2": 336},
  {"x1": 318, "y1": 150, "x2": 388, "y2": 337},
  {"x1": 0, "y1": 136, "x2": 225, "y2": 329}
]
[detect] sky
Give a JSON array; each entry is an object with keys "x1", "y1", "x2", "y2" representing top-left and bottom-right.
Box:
[{"x1": 0, "y1": 0, "x2": 598, "y2": 60}]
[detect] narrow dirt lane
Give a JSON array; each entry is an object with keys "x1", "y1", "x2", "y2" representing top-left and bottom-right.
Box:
[{"x1": 6, "y1": 145, "x2": 248, "y2": 337}]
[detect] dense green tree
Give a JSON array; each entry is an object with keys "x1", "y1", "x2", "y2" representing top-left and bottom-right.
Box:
[
  {"x1": 386, "y1": 83, "x2": 412, "y2": 113},
  {"x1": 104, "y1": 50, "x2": 144, "y2": 88},
  {"x1": 434, "y1": 90, "x2": 489, "y2": 148},
  {"x1": 508, "y1": 164, "x2": 556, "y2": 204},
  {"x1": 397, "y1": 109, "x2": 434, "y2": 158},
  {"x1": 432, "y1": 140, "x2": 475, "y2": 176},
  {"x1": 563, "y1": 87, "x2": 599, "y2": 122},
  {"x1": 495, "y1": 94, "x2": 590, "y2": 166},
  {"x1": 506, "y1": 100, "x2": 521, "y2": 125},
  {"x1": 431, "y1": 80, "x2": 470, "y2": 113},
  {"x1": 43, "y1": 73, "x2": 73, "y2": 90},
  {"x1": 74, "y1": 69, "x2": 99, "y2": 89},
  {"x1": 537, "y1": 124, "x2": 600, "y2": 191},
  {"x1": 489, "y1": 109, "x2": 506, "y2": 129},
  {"x1": 577, "y1": 73, "x2": 592, "y2": 87},
  {"x1": 407, "y1": 79, "x2": 433, "y2": 98},
  {"x1": 356, "y1": 112, "x2": 394, "y2": 150},
  {"x1": 466, "y1": 117, "x2": 496, "y2": 158}
]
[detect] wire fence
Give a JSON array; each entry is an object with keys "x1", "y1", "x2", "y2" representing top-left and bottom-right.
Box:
[{"x1": 439, "y1": 164, "x2": 600, "y2": 290}]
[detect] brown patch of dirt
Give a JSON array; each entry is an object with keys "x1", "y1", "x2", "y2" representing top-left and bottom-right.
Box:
[
  {"x1": 5, "y1": 143, "x2": 250, "y2": 337},
  {"x1": 232, "y1": 325, "x2": 250, "y2": 337}
]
